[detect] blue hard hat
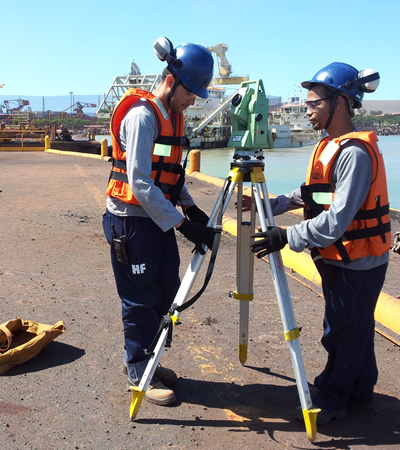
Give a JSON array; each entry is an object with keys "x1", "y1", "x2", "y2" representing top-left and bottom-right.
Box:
[
  {"x1": 168, "y1": 43, "x2": 214, "y2": 99},
  {"x1": 301, "y1": 62, "x2": 379, "y2": 108}
]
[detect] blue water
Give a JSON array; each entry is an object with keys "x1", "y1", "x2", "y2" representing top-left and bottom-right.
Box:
[
  {"x1": 197, "y1": 135, "x2": 400, "y2": 211},
  {"x1": 97, "y1": 135, "x2": 400, "y2": 210}
]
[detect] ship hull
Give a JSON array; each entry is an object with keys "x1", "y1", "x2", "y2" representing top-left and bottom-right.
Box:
[{"x1": 272, "y1": 134, "x2": 320, "y2": 148}]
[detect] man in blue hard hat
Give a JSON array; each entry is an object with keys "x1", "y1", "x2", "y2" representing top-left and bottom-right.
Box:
[
  {"x1": 103, "y1": 38, "x2": 215, "y2": 406},
  {"x1": 251, "y1": 62, "x2": 390, "y2": 425}
]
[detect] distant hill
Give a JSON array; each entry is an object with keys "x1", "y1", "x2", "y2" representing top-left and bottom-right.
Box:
[
  {"x1": 361, "y1": 100, "x2": 400, "y2": 115},
  {"x1": 2, "y1": 94, "x2": 399, "y2": 117}
]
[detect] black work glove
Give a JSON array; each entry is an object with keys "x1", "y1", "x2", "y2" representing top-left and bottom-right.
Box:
[
  {"x1": 185, "y1": 205, "x2": 210, "y2": 226},
  {"x1": 177, "y1": 218, "x2": 215, "y2": 255},
  {"x1": 250, "y1": 226, "x2": 288, "y2": 258}
]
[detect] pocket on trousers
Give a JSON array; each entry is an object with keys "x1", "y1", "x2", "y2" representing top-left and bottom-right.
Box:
[{"x1": 102, "y1": 212, "x2": 113, "y2": 245}]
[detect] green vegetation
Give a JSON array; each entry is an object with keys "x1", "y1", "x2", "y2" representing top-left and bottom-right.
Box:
[
  {"x1": 12, "y1": 117, "x2": 92, "y2": 128},
  {"x1": 96, "y1": 118, "x2": 110, "y2": 125},
  {"x1": 353, "y1": 111, "x2": 399, "y2": 133}
]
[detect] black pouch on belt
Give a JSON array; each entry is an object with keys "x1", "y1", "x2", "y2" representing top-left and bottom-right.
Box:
[{"x1": 112, "y1": 224, "x2": 129, "y2": 266}]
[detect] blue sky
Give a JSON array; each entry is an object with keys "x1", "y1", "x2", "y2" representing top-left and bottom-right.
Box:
[{"x1": 1, "y1": 0, "x2": 399, "y2": 101}]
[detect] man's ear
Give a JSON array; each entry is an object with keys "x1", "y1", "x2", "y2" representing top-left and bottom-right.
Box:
[{"x1": 166, "y1": 74, "x2": 175, "y2": 89}]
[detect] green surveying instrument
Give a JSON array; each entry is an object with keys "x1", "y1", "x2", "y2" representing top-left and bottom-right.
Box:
[{"x1": 129, "y1": 79, "x2": 320, "y2": 442}]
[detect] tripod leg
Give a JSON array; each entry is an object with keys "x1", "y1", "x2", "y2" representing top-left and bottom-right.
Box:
[
  {"x1": 130, "y1": 325, "x2": 169, "y2": 419},
  {"x1": 176, "y1": 177, "x2": 237, "y2": 303},
  {"x1": 130, "y1": 175, "x2": 238, "y2": 420},
  {"x1": 252, "y1": 176, "x2": 319, "y2": 443},
  {"x1": 234, "y1": 182, "x2": 254, "y2": 365}
]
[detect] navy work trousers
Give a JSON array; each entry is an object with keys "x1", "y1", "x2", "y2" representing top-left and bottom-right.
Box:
[
  {"x1": 313, "y1": 260, "x2": 388, "y2": 411},
  {"x1": 102, "y1": 210, "x2": 180, "y2": 383}
]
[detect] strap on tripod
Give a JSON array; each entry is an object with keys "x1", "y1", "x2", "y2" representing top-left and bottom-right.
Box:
[
  {"x1": 144, "y1": 206, "x2": 224, "y2": 356},
  {"x1": 144, "y1": 314, "x2": 175, "y2": 355},
  {"x1": 174, "y1": 209, "x2": 223, "y2": 314}
]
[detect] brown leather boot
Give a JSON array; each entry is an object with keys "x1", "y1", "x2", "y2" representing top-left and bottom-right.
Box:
[{"x1": 144, "y1": 378, "x2": 176, "y2": 406}]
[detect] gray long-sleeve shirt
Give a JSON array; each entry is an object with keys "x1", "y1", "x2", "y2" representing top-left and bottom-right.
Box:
[
  {"x1": 106, "y1": 99, "x2": 195, "y2": 232},
  {"x1": 270, "y1": 139, "x2": 389, "y2": 270}
]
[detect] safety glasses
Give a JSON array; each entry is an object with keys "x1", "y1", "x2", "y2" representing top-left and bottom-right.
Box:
[
  {"x1": 180, "y1": 82, "x2": 197, "y2": 99},
  {"x1": 305, "y1": 97, "x2": 330, "y2": 112}
]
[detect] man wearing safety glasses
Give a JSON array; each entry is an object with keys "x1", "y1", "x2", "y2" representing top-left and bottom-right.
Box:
[{"x1": 251, "y1": 63, "x2": 390, "y2": 425}]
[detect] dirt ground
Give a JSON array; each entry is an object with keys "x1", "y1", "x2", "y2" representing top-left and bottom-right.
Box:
[{"x1": 0, "y1": 151, "x2": 399, "y2": 449}]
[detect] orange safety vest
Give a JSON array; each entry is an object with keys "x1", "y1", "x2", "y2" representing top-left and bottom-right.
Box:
[
  {"x1": 301, "y1": 131, "x2": 391, "y2": 264},
  {"x1": 106, "y1": 88, "x2": 189, "y2": 206}
]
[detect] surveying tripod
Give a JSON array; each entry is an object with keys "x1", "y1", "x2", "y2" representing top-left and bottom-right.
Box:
[{"x1": 129, "y1": 80, "x2": 320, "y2": 442}]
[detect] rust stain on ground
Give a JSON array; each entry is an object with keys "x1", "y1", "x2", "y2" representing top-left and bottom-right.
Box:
[{"x1": 0, "y1": 401, "x2": 32, "y2": 414}]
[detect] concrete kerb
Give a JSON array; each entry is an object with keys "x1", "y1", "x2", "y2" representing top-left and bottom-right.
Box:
[
  {"x1": 44, "y1": 148, "x2": 110, "y2": 161},
  {"x1": 187, "y1": 166, "x2": 400, "y2": 340}
]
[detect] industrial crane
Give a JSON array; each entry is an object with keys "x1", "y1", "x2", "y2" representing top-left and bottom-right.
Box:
[
  {"x1": 0, "y1": 99, "x2": 31, "y2": 114},
  {"x1": 64, "y1": 102, "x2": 97, "y2": 117},
  {"x1": 207, "y1": 43, "x2": 232, "y2": 77},
  {"x1": 207, "y1": 44, "x2": 249, "y2": 85}
]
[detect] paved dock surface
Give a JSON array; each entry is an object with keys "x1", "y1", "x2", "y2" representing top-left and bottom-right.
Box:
[{"x1": 0, "y1": 151, "x2": 399, "y2": 449}]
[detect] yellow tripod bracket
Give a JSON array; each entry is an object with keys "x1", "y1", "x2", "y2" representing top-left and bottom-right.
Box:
[
  {"x1": 228, "y1": 166, "x2": 245, "y2": 183},
  {"x1": 232, "y1": 290, "x2": 254, "y2": 301},
  {"x1": 250, "y1": 165, "x2": 266, "y2": 184},
  {"x1": 170, "y1": 314, "x2": 180, "y2": 326}
]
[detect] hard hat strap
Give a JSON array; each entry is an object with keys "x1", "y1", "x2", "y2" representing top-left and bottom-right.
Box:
[
  {"x1": 324, "y1": 91, "x2": 340, "y2": 131},
  {"x1": 167, "y1": 76, "x2": 180, "y2": 106}
]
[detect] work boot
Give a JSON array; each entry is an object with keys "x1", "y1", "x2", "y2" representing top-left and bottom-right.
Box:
[
  {"x1": 143, "y1": 378, "x2": 176, "y2": 406},
  {"x1": 294, "y1": 405, "x2": 346, "y2": 425},
  {"x1": 154, "y1": 365, "x2": 178, "y2": 386},
  {"x1": 348, "y1": 401, "x2": 374, "y2": 412}
]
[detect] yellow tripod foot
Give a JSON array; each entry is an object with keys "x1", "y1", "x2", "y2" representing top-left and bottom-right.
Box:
[
  {"x1": 302, "y1": 408, "x2": 320, "y2": 443},
  {"x1": 239, "y1": 344, "x2": 248, "y2": 365},
  {"x1": 129, "y1": 385, "x2": 146, "y2": 420}
]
